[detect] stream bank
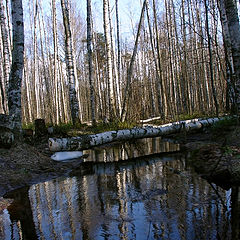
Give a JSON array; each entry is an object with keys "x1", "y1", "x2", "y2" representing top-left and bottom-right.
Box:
[{"x1": 0, "y1": 121, "x2": 239, "y2": 209}]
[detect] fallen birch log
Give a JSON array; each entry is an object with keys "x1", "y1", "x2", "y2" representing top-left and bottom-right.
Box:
[
  {"x1": 140, "y1": 116, "x2": 162, "y2": 123},
  {"x1": 49, "y1": 117, "x2": 230, "y2": 152}
]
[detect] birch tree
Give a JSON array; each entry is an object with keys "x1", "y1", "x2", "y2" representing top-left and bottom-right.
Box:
[
  {"x1": 8, "y1": 0, "x2": 24, "y2": 131},
  {"x1": 61, "y1": 0, "x2": 79, "y2": 124},
  {"x1": 0, "y1": 0, "x2": 11, "y2": 113},
  {"x1": 217, "y1": 0, "x2": 235, "y2": 110},
  {"x1": 103, "y1": 0, "x2": 116, "y2": 120},
  {"x1": 120, "y1": 0, "x2": 146, "y2": 122},
  {"x1": 115, "y1": 0, "x2": 121, "y2": 112},
  {"x1": 49, "y1": 117, "x2": 225, "y2": 151},
  {"x1": 204, "y1": 0, "x2": 219, "y2": 116},
  {"x1": 153, "y1": 0, "x2": 167, "y2": 118},
  {"x1": 87, "y1": 0, "x2": 96, "y2": 125},
  {"x1": 223, "y1": 0, "x2": 240, "y2": 113},
  {"x1": 52, "y1": 0, "x2": 60, "y2": 124}
]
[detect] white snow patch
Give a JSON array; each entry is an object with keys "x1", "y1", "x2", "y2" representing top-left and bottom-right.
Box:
[{"x1": 51, "y1": 151, "x2": 83, "y2": 161}]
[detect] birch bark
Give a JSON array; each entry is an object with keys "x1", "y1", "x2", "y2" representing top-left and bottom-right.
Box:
[
  {"x1": 121, "y1": 0, "x2": 146, "y2": 122},
  {"x1": 0, "y1": 0, "x2": 11, "y2": 113},
  {"x1": 52, "y1": 0, "x2": 60, "y2": 124},
  {"x1": 61, "y1": 0, "x2": 79, "y2": 124},
  {"x1": 204, "y1": 0, "x2": 219, "y2": 116},
  {"x1": 152, "y1": 0, "x2": 167, "y2": 118},
  {"x1": 224, "y1": 0, "x2": 240, "y2": 113},
  {"x1": 87, "y1": 0, "x2": 96, "y2": 125},
  {"x1": 49, "y1": 117, "x2": 226, "y2": 151},
  {"x1": 218, "y1": 0, "x2": 235, "y2": 109},
  {"x1": 8, "y1": 0, "x2": 24, "y2": 131},
  {"x1": 103, "y1": 0, "x2": 116, "y2": 120}
]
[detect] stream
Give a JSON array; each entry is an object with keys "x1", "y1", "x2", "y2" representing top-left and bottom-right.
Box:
[{"x1": 0, "y1": 137, "x2": 238, "y2": 240}]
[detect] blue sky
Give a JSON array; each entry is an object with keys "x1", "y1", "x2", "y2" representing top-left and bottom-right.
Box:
[
  {"x1": 79, "y1": 0, "x2": 143, "y2": 36},
  {"x1": 30, "y1": 0, "x2": 143, "y2": 38}
]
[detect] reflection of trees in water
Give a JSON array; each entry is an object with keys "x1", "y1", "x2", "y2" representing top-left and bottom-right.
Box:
[
  {"x1": 1, "y1": 153, "x2": 236, "y2": 239},
  {"x1": 85, "y1": 137, "x2": 180, "y2": 162},
  {"x1": 2, "y1": 187, "x2": 37, "y2": 239}
]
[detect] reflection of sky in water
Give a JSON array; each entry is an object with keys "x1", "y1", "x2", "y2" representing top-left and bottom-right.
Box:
[{"x1": 0, "y1": 138, "x2": 234, "y2": 240}]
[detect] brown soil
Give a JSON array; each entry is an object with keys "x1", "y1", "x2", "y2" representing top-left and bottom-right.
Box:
[
  {"x1": 178, "y1": 125, "x2": 240, "y2": 189},
  {"x1": 0, "y1": 139, "x2": 84, "y2": 198}
]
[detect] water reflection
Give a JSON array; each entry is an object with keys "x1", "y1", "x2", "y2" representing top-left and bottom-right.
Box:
[
  {"x1": 1, "y1": 138, "x2": 237, "y2": 240},
  {"x1": 83, "y1": 137, "x2": 180, "y2": 163}
]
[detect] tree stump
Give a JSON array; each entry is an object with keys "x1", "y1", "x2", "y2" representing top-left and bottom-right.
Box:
[
  {"x1": 0, "y1": 114, "x2": 14, "y2": 148},
  {"x1": 34, "y1": 119, "x2": 48, "y2": 138},
  {"x1": 0, "y1": 114, "x2": 11, "y2": 129},
  {"x1": 0, "y1": 126, "x2": 14, "y2": 148}
]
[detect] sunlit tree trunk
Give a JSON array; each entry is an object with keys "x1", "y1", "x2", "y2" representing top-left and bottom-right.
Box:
[
  {"x1": 0, "y1": 0, "x2": 11, "y2": 113},
  {"x1": 38, "y1": 2, "x2": 52, "y2": 123},
  {"x1": 108, "y1": 1, "x2": 121, "y2": 117},
  {"x1": 52, "y1": 0, "x2": 60, "y2": 124},
  {"x1": 87, "y1": 0, "x2": 96, "y2": 125},
  {"x1": 146, "y1": 0, "x2": 162, "y2": 117},
  {"x1": 61, "y1": 0, "x2": 79, "y2": 124},
  {"x1": 115, "y1": 0, "x2": 122, "y2": 115},
  {"x1": 0, "y1": 35, "x2": 5, "y2": 113},
  {"x1": 23, "y1": 61, "x2": 33, "y2": 122},
  {"x1": 180, "y1": 0, "x2": 190, "y2": 114},
  {"x1": 33, "y1": 0, "x2": 41, "y2": 118},
  {"x1": 103, "y1": 0, "x2": 116, "y2": 120},
  {"x1": 8, "y1": 0, "x2": 24, "y2": 131},
  {"x1": 5, "y1": 0, "x2": 12, "y2": 47},
  {"x1": 204, "y1": 0, "x2": 219, "y2": 116},
  {"x1": 152, "y1": 0, "x2": 167, "y2": 118},
  {"x1": 164, "y1": 0, "x2": 176, "y2": 117},
  {"x1": 171, "y1": 0, "x2": 183, "y2": 114},
  {"x1": 121, "y1": 0, "x2": 146, "y2": 122}
]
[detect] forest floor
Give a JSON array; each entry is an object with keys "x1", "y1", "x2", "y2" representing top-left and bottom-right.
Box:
[{"x1": 0, "y1": 121, "x2": 240, "y2": 209}]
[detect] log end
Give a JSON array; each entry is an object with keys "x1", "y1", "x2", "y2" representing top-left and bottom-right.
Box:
[
  {"x1": 49, "y1": 138, "x2": 59, "y2": 152},
  {"x1": 48, "y1": 138, "x2": 67, "y2": 152}
]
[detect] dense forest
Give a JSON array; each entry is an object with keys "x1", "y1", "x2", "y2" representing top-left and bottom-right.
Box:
[{"x1": 0, "y1": 0, "x2": 240, "y2": 129}]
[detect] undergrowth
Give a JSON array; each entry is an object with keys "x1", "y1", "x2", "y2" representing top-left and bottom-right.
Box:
[
  {"x1": 86, "y1": 120, "x2": 138, "y2": 134},
  {"x1": 22, "y1": 113, "x2": 237, "y2": 137},
  {"x1": 211, "y1": 117, "x2": 238, "y2": 135},
  {"x1": 22, "y1": 120, "x2": 138, "y2": 136},
  {"x1": 22, "y1": 122, "x2": 34, "y2": 130}
]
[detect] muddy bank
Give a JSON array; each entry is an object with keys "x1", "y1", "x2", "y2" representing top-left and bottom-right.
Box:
[
  {"x1": 187, "y1": 144, "x2": 240, "y2": 189},
  {"x1": 177, "y1": 125, "x2": 240, "y2": 189},
  {"x1": 0, "y1": 142, "x2": 84, "y2": 197}
]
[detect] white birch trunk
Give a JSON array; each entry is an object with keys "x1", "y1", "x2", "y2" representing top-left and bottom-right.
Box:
[
  {"x1": 8, "y1": 0, "x2": 24, "y2": 131},
  {"x1": 0, "y1": 34, "x2": 6, "y2": 113},
  {"x1": 61, "y1": 0, "x2": 79, "y2": 123},
  {"x1": 103, "y1": 0, "x2": 116, "y2": 119},
  {"x1": 33, "y1": 0, "x2": 41, "y2": 118},
  {"x1": 121, "y1": 0, "x2": 146, "y2": 122},
  {"x1": 52, "y1": 0, "x2": 59, "y2": 124},
  {"x1": 115, "y1": 0, "x2": 122, "y2": 115},
  {"x1": 0, "y1": 0, "x2": 11, "y2": 113},
  {"x1": 87, "y1": 0, "x2": 96, "y2": 125},
  {"x1": 49, "y1": 117, "x2": 226, "y2": 151}
]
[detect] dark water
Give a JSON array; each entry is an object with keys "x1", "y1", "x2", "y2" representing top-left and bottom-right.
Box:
[{"x1": 0, "y1": 137, "x2": 238, "y2": 240}]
